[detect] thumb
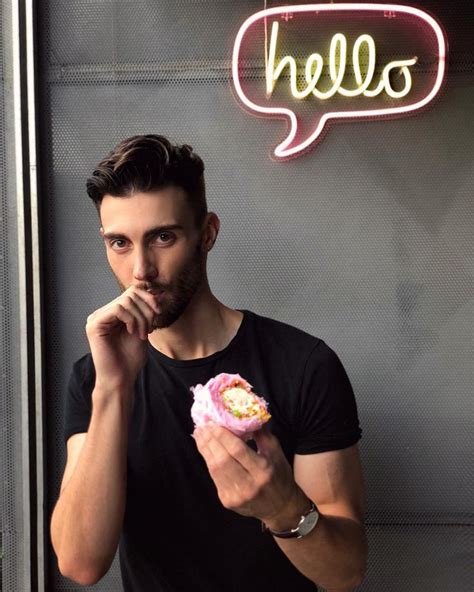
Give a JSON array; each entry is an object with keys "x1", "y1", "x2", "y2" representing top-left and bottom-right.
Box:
[{"x1": 253, "y1": 423, "x2": 274, "y2": 455}]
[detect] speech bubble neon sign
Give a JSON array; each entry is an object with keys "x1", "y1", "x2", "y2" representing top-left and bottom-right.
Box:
[{"x1": 232, "y1": 4, "x2": 447, "y2": 159}]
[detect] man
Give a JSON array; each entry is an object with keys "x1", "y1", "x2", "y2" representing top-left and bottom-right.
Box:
[{"x1": 50, "y1": 134, "x2": 368, "y2": 591}]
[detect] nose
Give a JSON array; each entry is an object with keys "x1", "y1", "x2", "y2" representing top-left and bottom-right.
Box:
[{"x1": 132, "y1": 245, "x2": 158, "y2": 282}]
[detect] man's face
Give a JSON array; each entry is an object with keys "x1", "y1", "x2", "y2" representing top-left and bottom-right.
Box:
[{"x1": 99, "y1": 187, "x2": 207, "y2": 329}]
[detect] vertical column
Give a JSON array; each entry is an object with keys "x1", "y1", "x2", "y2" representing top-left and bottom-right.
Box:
[{"x1": 1, "y1": 0, "x2": 44, "y2": 590}]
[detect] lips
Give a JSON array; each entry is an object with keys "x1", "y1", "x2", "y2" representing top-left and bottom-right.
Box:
[{"x1": 147, "y1": 289, "x2": 166, "y2": 304}]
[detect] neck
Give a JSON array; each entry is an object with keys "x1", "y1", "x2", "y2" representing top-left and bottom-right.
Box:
[{"x1": 148, "y1": 282, "x2": 243, "y2": 361}]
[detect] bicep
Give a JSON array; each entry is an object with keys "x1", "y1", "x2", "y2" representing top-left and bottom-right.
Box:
[
  {"x1": 293, "y1": 443, "x2": 366, "y2": 525},
  {"x1": 59, "y1": 432, "x2": 87, "y2": 496}
]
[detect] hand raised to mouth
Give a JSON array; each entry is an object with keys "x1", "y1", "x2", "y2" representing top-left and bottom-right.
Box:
[{"x1": 85, "y1": 285, "x2": 161, "y2": 393}]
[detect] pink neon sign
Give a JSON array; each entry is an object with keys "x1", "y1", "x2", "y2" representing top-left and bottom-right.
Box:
[{"x1": 232, "y1": 4, "x2": 447, "y2": 159}]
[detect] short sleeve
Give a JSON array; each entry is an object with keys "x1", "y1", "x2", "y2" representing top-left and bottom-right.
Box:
[
  {"x1": 295, "y1": 341, "x2": 362, "y2": 454},
  {"x1": 63, "y1": 353, "x2": 95, "y2": 445}
]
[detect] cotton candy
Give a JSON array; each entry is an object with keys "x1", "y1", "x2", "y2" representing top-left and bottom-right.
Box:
[{"x1": 190, "y1": 372, "x2": 271, "y2": 440}]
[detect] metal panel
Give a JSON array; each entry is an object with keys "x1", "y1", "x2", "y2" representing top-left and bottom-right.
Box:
[
  {"x1": 1, "y1": 0, "x2": 45, "y2": 589},
  {"x1": 35, "y1": 1, "x2": 473, "y2": 591},
  {"x1": 1, "y1": 0, "x2": 32, "y2": 589}
]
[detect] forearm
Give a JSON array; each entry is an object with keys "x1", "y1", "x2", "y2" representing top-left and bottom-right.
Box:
[
  {"x1": 265, "y1": 490, "x2": 368, "y2": 590},
  {"x1": 51, "y1": 386, "x2": 132, "y2": 585}
]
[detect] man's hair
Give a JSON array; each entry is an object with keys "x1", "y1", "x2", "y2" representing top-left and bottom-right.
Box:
[{"x1": 86, "y1": 134, "x2": 207, "y2": 228}]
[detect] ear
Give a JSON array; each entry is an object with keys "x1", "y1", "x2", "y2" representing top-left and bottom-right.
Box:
[{"x1": 201, "y1": 212, "x2": 220, "y2": 252}]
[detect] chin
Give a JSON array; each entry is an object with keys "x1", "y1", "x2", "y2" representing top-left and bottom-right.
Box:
[{"x1": 153, "y1": 309, "x2": 180, "y2": 329}]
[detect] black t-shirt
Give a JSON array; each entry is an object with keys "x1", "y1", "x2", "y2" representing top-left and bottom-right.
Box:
[{"x1": 64, "y1": 308, "x2": 362, "y2": 591}]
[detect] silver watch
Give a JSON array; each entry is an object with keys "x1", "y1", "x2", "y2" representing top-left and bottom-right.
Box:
[{"x1": 262, "y1": 501, "x2": 320, "y2": 539}]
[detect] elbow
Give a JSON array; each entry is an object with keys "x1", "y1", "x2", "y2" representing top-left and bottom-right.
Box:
[
  {"x1": 348, "y1": 569, "x2": 367, "y2": 589},
  {"x1": 58, "y1": 560, "x2": 106, "y2": 586},
  {"x1": 51, "y1": 532, "x2": 105, "y2": 585},
  {"x1": 55, "y1": 545, "x2": 112, "y2": 585},
  {"x1": 51, "y1": 518, "x2": 112, "y2": 585}
]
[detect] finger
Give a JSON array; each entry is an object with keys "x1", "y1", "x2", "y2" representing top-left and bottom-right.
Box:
[
  {"x1": 252, "y1": 424, "x2": 277, "y2": 457},
  {"x1": 194, "y1": 427, "x2": 250, "y2": 491},
  {"x1": 208, "y1": 424, "x2": 269, "y2": 474},
  {"x1": 112, "y1": 302, "x2": 148, "y2": 340},
  {"x1": 119, "y1": 295, "x2": 151, "y2": 339},
  {"x1": 132, "y1": 286, "x2": 162, "y2": 315},
  {"x1": 126, "y1": 290, "x2": 160, "y2": 334},
  {"x1": 112, "y1": 303, "x2": 142, "y2": 338}
]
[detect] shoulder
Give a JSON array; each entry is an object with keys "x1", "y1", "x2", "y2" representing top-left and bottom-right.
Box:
[
  {"x1": 244, "y1": 309, "x2": 349, "y2": 386},
  {"x1": 246, "y1": 309, "x2": 324, "y2": 354}
]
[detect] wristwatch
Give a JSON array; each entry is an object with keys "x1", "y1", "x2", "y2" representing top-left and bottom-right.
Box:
[{"x1": 261, "y1": 501, "x2": 320, "y2": 539}]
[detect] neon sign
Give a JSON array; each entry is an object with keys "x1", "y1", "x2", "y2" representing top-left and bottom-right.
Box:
[
  {"x1": 232, "y1": 4, "x2": 447, "y2": 159},
  {"x1": 266, "y1": 23, "x2": 418, "y2": 100}
]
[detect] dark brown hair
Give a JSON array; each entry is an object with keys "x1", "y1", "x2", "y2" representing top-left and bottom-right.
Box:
[{"x1": 86, "y1": 134, "x2": 207, "y2": 228}]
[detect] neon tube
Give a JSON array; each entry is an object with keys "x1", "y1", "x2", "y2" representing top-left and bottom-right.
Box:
[{"x1": 232, "y1": 4, "x2": 447, "y2": 159}]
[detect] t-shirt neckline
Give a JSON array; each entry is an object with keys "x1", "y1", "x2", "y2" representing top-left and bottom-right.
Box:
[{"x1": 146, "y1": 309, "x2": 251, "y2": 368}]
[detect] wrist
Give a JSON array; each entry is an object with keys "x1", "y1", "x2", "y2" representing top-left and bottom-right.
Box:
[
  {"x1": 263, "y1": 487, "x2": 314, "y2": 532},
  {"x1": 94, "y1": 380, "x2": 134, "y2": 397},
  {"x1": 93, "y1": 383, "x2": 134, "y2": 410}
]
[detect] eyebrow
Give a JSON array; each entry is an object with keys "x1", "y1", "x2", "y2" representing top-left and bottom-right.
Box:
[{"x1": 102, "y1": 224, "x2": 185, "y2": 241}]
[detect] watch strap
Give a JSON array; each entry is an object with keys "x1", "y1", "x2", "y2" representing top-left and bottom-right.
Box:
[{"x1": 261, "y1": 501, "x2": 318, "y2": 539}]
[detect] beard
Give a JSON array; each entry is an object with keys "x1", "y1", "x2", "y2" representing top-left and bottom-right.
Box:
[{"x1": 114, "y1": 243, "x2": 206, "y2": 329}]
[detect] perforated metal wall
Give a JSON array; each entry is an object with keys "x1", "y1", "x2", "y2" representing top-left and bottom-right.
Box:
[
  {"x1": 1, "y1": 0, "x2": 27, "y2": 590},
  {"x1": 31, "y1": 1, "x2": 474, "y2": 591}
]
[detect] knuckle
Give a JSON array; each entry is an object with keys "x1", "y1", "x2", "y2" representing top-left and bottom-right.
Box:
[
  {"x1": 212, "y1": 454, "x2": 227, "y2": 471},
  {"x1": 221, "y1": 493, "x2": 238, "y2": 510},
  {"x1": 219, "y1": 493, "x2": 231, "y2": 509},
  {"x1": 206, "y1": 458, "x2": 218, "y2": 472},
  {"x1": 122, "y1": 294, "x2": 134, "y2": 306},
  {"x1": 257, "y1": 468, "x2": 273, "y2": 489},
  {"x1": 264, "y1": 463, "x2": 275, "y2": 480},
  {"x1": 229, "y1": 442, "x2": 244, "y2": 458},
  {"x1": 259, "y1": 457, "x2": 272, "y2": 473},
  {"x1": 128, "y1": 287, "x2": 142, "y2": 302},
  {"x1": 240, "y1": 486, "x2": 256, "y2": 504},
  {"x1": 207, "y1": 456, "x2": 224, "y2": 474},
  {"x1": 85, "y1": 312, "x2": 96, "y2": 330}
]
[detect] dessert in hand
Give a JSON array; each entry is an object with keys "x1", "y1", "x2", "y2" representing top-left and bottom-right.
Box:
[{"x1": 190, "y1": 373, "x2": 271, "y2": 440}]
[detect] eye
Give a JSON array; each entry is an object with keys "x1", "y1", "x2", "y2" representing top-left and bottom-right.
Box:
[
  {"x1": 109, "y1": 239, "x2": 127, "y2": 250},
  {"x1": 156, "y1": 232, "x2": 174, "y2": 243}
]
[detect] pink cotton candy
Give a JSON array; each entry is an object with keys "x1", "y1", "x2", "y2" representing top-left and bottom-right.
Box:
[{"x1": 190, "y1": 372, "x2": 271, "y2": 441}]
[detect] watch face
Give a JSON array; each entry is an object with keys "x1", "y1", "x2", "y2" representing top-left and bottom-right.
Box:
[{"x1": 298, "y1": 508, "x2": 319, "y2": 536}]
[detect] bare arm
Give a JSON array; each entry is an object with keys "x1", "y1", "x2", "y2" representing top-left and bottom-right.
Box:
[
  {"x1": 50, "y1": 385, "x2": 132, "y2": 586},
  {"x1": 193, "y1": 425, "x2": 367, "y2": 591},
  {"x1": 50, "y1": 285, "x2": 161, "y2": 585},
  {"x1": 265, "y1": 443, "x2": 368, "y2": 590}
]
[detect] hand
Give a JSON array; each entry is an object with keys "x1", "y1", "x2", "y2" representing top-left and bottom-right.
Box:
[
  {"x1": 193, "y1": 422, "x2": 305, "y2": 525},
  {"x1": 85, "y1": 286, "x2": 161, "y2": 392}
]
